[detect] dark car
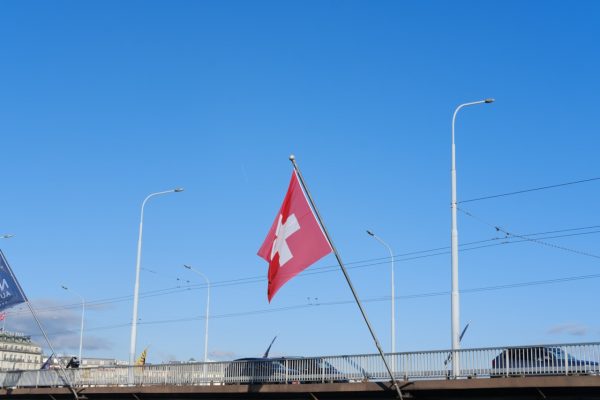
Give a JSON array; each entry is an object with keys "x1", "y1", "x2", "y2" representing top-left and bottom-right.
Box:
[
  {"x1": 282, "y1": 357, "x2": 349, "y2": 383},
  {"x1": 491, "y1": 346, "x2": 599, "y2": 376},
  {"x1": 224, "y1": 357, "x2": 299, "y2": 384}
]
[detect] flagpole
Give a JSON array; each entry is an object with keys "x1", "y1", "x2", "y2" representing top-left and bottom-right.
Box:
[
  {"x1": 289, "y1": 155, "x2": 404, "y2": 399},
  {"x1": 0, "y1": 251, "x2": 79, "y2": 400},
  {"x1": 23, "y1": 301, "x2": 79, "y2": 398}
]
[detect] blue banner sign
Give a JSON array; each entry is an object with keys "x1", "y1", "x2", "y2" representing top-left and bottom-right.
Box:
[{"x1": 0, "y1": 250, "x2": 27, "y2": 312}]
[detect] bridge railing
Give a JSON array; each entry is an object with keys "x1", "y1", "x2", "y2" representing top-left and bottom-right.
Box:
[{"x1": 1, "y1": 342, "x2": 599, "y2": 388}]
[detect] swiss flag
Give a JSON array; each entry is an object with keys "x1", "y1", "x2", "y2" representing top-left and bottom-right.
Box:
[{"x1": 258, "y1": 171, "x2": 332, "y2": 301}]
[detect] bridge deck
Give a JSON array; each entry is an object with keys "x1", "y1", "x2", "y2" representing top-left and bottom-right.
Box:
[{"x1": 3, "y1": 376, "x2": 600, "y2": 399}]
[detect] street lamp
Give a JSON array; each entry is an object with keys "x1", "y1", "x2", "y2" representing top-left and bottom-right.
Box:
[
  {"x1": 129, "y1": 188, "x2": 184, "y2": 367},
  {"x1": 184, "y1": 265, "x2": 210, "y2": 363},
  {"x1": 61, "y1": 285, "x2": 85, "y2": 364},
  {"x1": 450, "y1": 99, "x2": 494, "y2": 377},
  {"x1": 366, "y1": 230, "x2": 396, "y2": 354}
]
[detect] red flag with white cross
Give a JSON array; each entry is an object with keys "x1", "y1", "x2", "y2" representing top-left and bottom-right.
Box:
[{"x1": 258, "y1": 171, "x2": 332, "y2": 302}]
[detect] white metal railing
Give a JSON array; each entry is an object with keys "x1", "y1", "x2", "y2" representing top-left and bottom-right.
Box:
[{"x1": 1, "y1": 342, "x2": 599, "y2": 389}]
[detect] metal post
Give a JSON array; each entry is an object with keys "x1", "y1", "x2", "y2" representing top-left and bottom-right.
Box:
[
  {"x1": 61, "y1": 285, "x2": 85, "y2": 364},
  {"x1": 366, "y1": 230, "x2": 396, "y2": 355},
  {"x1": 129, "y1": 188, "x2": 184, "y2": 368},
  {"x1": 450, "y1": 99, "x2": 494, "y2": 377},
  {"x1": 289, "y1": 155, "x2": 404, "y2": 399},
  {"x1": 184, "y1": 265, "x2": 210, "y2": 363}
]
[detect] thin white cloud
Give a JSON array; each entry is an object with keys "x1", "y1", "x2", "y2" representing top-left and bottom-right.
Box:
[
  {"x1": 2, "y1": 299, "x2": 113, "y2": 354},
  {"x1": 548, "y1": 323, "x2": 589, "y2": 336}
]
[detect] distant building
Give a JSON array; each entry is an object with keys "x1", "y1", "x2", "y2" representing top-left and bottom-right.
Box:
[
  {"x1": 0, "y1": 331, "x2": 43, "y2": 371},
  {"x1": 80, "y1": 357, "x2": 128, "y2": 368},
  {"x1": 45, "y1": 356, "x2": 129, "y2": 369}
]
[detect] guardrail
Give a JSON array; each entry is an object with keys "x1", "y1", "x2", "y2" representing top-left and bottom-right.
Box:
[{"x1": 1, "y1": 342, "x2": 599, "y2": 388}]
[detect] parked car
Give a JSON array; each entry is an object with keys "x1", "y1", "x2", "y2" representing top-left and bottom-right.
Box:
[{"x1": 491, "y1": 346, "x2": 599, "y2": 377}]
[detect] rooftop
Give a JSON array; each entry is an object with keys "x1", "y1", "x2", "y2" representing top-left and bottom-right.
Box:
[{"x1": 0, "y1": 331, "x2": 33, "y2": 344}]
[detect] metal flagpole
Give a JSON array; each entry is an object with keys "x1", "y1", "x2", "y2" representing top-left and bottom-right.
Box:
[
  {"x1": 0, "y1": 252, "x2": 79, "y2": 400},
  {"x1": 23, "y1": 301, "x2": 79, "y2": 399},
  {"x1": 289, "y1": 155, "x2": 404, "y2": 399}
]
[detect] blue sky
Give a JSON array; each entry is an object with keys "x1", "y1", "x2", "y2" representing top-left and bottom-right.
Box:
[{"x1": 1, "y1": 1, "x2": 599, "y2": 363}]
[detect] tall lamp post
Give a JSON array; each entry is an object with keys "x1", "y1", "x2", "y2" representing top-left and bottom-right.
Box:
[
  {"x1": 129, "y1": 188, "x2": 184, "y2": 367},
  {"x1": 366, "y1": 230, "x2": 396, "y2": 354},
  {"x1": 184, "y1": 265, "x2": 210, "y2": 363},
  {"x1": 450, "y1": 99, "x2": 494, "y2": 377},
  {"x1": 61, "y1": 285, "x2": 85, "y2": 364}
]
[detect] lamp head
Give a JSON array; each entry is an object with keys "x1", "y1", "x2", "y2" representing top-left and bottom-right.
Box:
[
  {"x1": 174, "y1": 188, "x2": 184, "y2": 193},
  {"x1": 366, "y1": 230, "x2": 375, "y2": 236},
  {"x1": 484, "y1": 98, "x2": 495, "y2": 103}
]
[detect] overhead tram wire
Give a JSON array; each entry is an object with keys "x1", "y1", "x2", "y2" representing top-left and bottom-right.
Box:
[
  {"x1": 13, "y1": 228, "x2": 600, "y2": 318},
  {"x1": 29, "y1": 269, "x2": 600, "y2": 340},
  {"x1": 459, "y1": 176, "x2": 600, "y2": 204},
  {"x1": 13, "y1": 246, "x2": 466, "y2": 315},
  {"x1": 141, "y1": 267, "x2": 193, "y2": 288},
  {"x1": 457, "y1": 207, "x2": 600, "y2": 260},
  {"x1": 11, "y1": 225, "x2": 600, "y2": 317},
  {"x1": 19, "y1": 177, "x2": 600, "y2": 336},
  {"x1": 13, "y1": 178, "x2": 600, "y2": 316}
]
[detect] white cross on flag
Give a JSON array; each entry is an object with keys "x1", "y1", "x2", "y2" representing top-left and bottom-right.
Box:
[{"x1": 258, "y1": 171, "x2": 332, "y2": 301}]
